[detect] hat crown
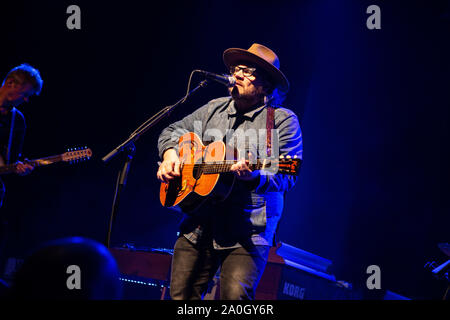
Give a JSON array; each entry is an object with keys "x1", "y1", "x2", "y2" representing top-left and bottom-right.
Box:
[{"x1": 247, "y1": 43, "x2": 280, "y2": 69}]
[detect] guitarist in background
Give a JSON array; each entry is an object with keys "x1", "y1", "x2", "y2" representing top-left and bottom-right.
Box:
[
  {"x1": 157, "y1": 44, "x2": 303, "y2": 300},
  {"x1": 0, "y1": 64, "x2": 42, "y2": 275},
  {"x1": 0, "y1": 63, "x2": 42, "y2": 206}
]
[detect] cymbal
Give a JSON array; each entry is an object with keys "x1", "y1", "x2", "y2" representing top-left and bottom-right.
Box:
[{"x1": 438, "y1": 243, "x2": 450, "y2": 257}]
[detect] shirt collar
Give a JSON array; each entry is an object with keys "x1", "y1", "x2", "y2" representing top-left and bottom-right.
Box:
[{"x1": 227, "y1": 99, "x2": 268, "y2": 119}]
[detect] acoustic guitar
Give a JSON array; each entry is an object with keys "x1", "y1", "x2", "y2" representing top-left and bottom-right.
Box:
[{"x1": 159, "y1": 132, "x2": 300, "y2": 213}]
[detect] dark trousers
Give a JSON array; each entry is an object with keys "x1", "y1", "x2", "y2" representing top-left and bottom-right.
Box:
[{"x1": 170, "y1": 235, "x2": 270, "y2": 300}]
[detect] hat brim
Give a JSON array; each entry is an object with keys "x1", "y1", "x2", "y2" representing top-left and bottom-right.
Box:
[{"x1": 223, "y1": 48, "x2": 290, "y2": 93}]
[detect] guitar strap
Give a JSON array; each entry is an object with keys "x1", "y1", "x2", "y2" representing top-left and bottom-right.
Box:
[
  {"x1": 6, "y1": 107, "x2": 17, "y2": 165},
  {"x1": 266, "y1": 105, "x2": 275, "y2": 157}
]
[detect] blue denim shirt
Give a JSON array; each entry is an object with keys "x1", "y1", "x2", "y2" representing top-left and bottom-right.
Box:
[{"x1": 158, "y1": 97, "x2": 303, "y2": 249}]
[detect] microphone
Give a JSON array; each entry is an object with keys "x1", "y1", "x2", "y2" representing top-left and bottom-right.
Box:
[{"x1": 197, "y1": 70, "x2": 236, "y2": 87}]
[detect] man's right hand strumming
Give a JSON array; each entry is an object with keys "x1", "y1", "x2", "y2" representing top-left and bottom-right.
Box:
[{"x1": 157, "y1": 148, "x2": 181, "y2": 183}]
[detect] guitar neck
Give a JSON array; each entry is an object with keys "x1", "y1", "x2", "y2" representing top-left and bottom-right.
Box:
[
  {"x1": 196, "y1": 160, "x2": 266, "y2": 174},
  {"x1": 0, "y1": 155, "x2": 63, "y2": 175},
  {"x1": 30, "y1": 155, "x2": 63, "y2": 167}
]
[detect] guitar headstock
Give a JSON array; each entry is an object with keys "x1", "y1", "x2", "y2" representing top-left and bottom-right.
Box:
[
  {"x1": 277, "y1": 155, "x2": 301, "y2": 175},
  {"x1": 258, "y1": 155, "x2": 301, "y2": 176},
  {"x1": 62, "y1": 147, "x2": 93, "y2": 163}
]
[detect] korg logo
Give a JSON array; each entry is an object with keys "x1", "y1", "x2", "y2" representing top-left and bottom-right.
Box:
[{"x1": 282, "y1": 281, "x2": 305, "y2": 300}]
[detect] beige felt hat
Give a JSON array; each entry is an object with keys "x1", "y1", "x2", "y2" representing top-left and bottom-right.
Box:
[{"x1": 223, "y1": 43, "x2": 289, "y2": 92}]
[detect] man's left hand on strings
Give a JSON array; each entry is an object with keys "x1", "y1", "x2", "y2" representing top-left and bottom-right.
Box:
[{"x1": 15, "y1": 161, "x2": 34, "y2": 176}]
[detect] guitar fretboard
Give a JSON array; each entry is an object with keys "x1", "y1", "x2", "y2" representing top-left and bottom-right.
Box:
[{"x1": 184, "y1": 160, "x2": 271, "y2": 174}]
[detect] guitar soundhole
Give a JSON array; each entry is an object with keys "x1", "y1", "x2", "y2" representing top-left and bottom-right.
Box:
[
  {"x1": 192, "y1": 164, "x2": 203, "y2": 180},
  {"x1": 167, "y1": 177, "x2": 182, "y2": 195}
]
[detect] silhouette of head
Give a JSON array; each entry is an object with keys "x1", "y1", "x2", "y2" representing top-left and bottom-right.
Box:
[{"x1": 9, "y1": 237, "x2": 122, "y2": 300}]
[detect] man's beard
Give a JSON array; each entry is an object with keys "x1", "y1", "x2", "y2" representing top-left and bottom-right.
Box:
[
  {"x1": 231, "y1": 86, "x2": 262, "y2": 103},
  {"x1": 230, "y1": 86, "x2": 265, "y2": 112}
]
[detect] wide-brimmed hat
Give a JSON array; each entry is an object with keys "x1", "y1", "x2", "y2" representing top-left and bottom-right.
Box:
[{"x1": 223, "y1": 43, "x2": 289, "y2": 93}]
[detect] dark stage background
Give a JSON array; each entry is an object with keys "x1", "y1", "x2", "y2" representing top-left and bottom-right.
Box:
[{"x1": 0, "y1": 0, "x2": 449, "y2": 299}]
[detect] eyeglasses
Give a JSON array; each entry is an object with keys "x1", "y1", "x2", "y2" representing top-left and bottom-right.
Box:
[{"x1": 230, "y1": 66, "x2": 257, "y2": 78}]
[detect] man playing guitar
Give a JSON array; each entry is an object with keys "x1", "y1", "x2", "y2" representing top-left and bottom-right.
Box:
[
  {"x1": 157, "y1": 44, "x2": 303, "y2": 300},
  {"x1": 0, "y1": 64, "x2": 42, "y2": 206},
  {"x1": 0, "y1": 64, "x2": 42, "y2": 290}
]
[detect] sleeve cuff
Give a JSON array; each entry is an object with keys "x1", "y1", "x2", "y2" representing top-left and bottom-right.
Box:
[{"x1": 159, "y1": 145, "x2": 179, "y2": 160}]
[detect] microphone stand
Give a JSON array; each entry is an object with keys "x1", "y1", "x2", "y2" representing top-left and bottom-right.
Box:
[{"x1": 102, "y1": 80, "x2": 209, "y2": 248}]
